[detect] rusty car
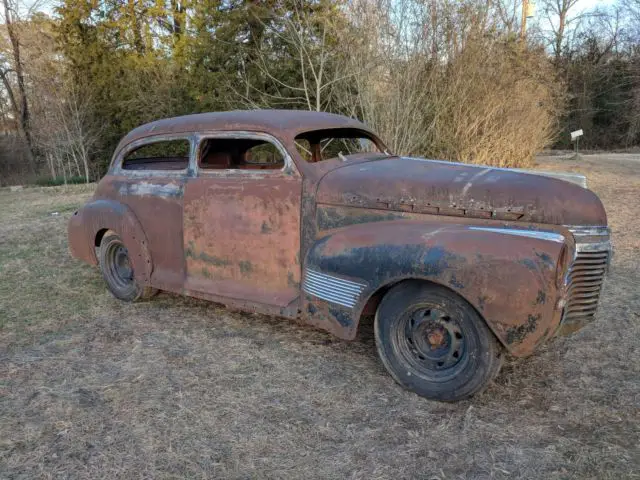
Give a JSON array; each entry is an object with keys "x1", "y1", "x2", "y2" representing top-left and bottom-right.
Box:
[{"x1": 68, "y1": 110, "x2": 611, "y2": 401}]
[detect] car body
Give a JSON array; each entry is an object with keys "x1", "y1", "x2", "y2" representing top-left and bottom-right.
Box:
[{"x1": 68, "y1": 110, "x2": 611, "y2": 401}]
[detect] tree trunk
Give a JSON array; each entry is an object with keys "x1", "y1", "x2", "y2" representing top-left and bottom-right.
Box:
[
  {"x1": 171, "y1": 0, "x2": 184, "y2": 40},
  {"x1": 128, "y1": 0, "x2": 145, "y2": 55},
  {"x1": 78, "y1": 143, "x2": 90, "y2": 182},
  {"x1": 2, "y1": 0, "x2": 36, "y2": 175},
  {"x1": 47, "y1": 152, "x2": 56, "y2": 179}
]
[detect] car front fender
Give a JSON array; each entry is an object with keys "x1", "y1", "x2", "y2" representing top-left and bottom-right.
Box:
[
  {"x1": 68, "y1": 199, "x2": 153, "y2": 284},
  {"x1": 302, "y1": 220, "x2": 569, "y2": 356}
]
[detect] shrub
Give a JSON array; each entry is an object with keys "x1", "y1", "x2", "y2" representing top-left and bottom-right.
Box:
[
  {"x1": 34, "y1": 176, "x2": 87, "y2": 187},
  {"x1": 335, "y1": 0, "x2": 565, "y2": 168}
]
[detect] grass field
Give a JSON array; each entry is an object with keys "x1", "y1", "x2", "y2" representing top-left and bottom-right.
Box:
[{"x1": 1, "y1": 154, "x2": 638, "y2": 479}]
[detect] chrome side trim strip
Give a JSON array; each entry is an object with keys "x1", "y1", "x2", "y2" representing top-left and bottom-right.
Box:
[
  {"x1": 302, "y1": 269, "x2": 367, "y2": 308},
  {"x1": 468, "y1": 226, "x2": 565, "y2": 243}
]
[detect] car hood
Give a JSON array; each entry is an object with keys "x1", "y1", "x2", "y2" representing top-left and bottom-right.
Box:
[{"x1": 315, "y1": 157, "x2": 607, "y2": 226}]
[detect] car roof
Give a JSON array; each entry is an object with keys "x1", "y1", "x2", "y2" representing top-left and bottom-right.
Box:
[{"x1": 117, "y1": 110, "x2": 376, "y2": 150}]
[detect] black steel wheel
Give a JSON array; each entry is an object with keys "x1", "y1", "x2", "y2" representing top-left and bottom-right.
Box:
[
  {"x1": 375, "y1": 281, "x2": 502, "y2": 402},
  {"x1": 99, "y1": 230, "x2": 156, "y2": 302}
]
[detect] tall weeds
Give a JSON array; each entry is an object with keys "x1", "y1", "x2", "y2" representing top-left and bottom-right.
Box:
[{"x1": 334, "y1": 0, "x2": 564, "y2": 167}]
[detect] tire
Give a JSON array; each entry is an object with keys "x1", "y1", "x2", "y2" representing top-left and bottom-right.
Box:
[
  {"x1": 374, "y1": 281, "x2": 502, "y2": 402},
  {"x1": 98, "y1": 230, "x2": 157, "y2": 302}
]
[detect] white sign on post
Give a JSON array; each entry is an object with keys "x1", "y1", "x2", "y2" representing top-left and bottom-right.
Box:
[{"x1": 570, "y1": 129, "x2": 584, "y2": 141}]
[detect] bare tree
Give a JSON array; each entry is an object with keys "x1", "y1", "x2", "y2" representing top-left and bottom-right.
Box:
[
  {"x1": 332, "y1": 0, "x2": 561, "y2": 166},
  {"x1": 538, "y1": 0, "x2": 585, "y2": 61},
  {"x1": 38, "y1": 84, "x2": 99, "y2": 182},
  {"x1": 622, "y1": 0, "x2": 640, "y2": 33},
  {"x1": 0, "y1": 0, "x2": 35, "y2": 173},
  {"x1": 234, "y1": 5, "x2": 351, "y2": 112},
  {"x1": 19, "y1": 10, "x2": 99, "y2": 183},
  {"x1": 621, "y1": 0, "x2": 640, "y2": 143}
]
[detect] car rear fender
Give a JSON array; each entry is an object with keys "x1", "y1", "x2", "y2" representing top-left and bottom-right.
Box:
[{"x1": 68, "y1": 199, "x2": 153, "y2": 284}]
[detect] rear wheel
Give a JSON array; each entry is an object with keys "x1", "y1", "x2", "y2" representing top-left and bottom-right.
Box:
[
  {"x1": 99, "y1": 230, "x2": 156, "y2": 301},
  {"x1": 374, "y1": 281, "x2": 502, "y2": 402}
]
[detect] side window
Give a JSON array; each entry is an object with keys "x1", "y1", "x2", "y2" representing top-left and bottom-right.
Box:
[
  {"x1": 122, "y1": 139, "x2": 190, "y2": 171},
  {"x1": 294, "y1": 128, "x2": 383, "y2": 162},
  {"x1": 199, "y1": 138, "x2": 284, "y2": 171}
]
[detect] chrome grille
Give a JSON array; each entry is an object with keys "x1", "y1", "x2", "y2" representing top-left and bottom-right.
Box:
[{"x1": 562, "y1": 227, "x2": 611, "y2": 329}]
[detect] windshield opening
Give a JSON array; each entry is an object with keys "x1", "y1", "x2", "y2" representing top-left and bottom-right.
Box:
[{"x1": 294, "y1": 128, "x2": 385, "y2": 163}]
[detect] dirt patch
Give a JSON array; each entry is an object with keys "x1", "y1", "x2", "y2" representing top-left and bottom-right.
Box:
[{"x1": 1, "y1": 158, "x2": 639, "y2": 479}]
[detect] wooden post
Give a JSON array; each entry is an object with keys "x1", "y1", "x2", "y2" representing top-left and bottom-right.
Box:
[{"x1": 520, "y1": 0, "x2": 529, "y2": 41}]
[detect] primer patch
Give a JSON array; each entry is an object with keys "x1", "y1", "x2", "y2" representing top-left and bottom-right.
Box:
[{"x1": 119, "y1": 182, "x2": 183, "y2": 198}]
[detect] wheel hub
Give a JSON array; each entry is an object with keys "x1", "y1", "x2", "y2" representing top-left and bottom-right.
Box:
[
  {"x1": 105, "y1": 242, "x2": 135, "y2": 289},
  {"x1": 114, "y1": 246, "x2": 133, "y2": 280},
  {"x1": 402, "y1": 307, "x2": 465, "y2": 371},
  {"x1": 427, "y1": 325, "x2": 447, "y2": 347}
]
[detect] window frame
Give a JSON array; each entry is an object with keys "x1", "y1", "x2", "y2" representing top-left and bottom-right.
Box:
[
  {"x1": 293, "y1": 128, "x2": 388, "y2": 164},
  {"x1": 112, "y1": 134, "x2": 196, "y2": 177},
  {"x1": 194, "y1": 131, "x2": 298, "y2": 177}
]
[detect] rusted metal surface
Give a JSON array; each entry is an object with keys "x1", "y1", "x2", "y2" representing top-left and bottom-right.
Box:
[
  {"x1": 183, "y1": 173, "x2": 301, "y2": 307},
  {"x1": 68, "y1": 109, "x2": 611, "y2": 360},
  {"x1": 96, "y1": 175, "x2": 187, "y2": 292},
  {"x1": 315, "y1": 157, "x2": 607, "y2": 226},
  {"x1": 68, "y1": 199, "x2": 153, "y2": 285},
  {"x1": 302, "y1": 220, "x2": 568, "y2": 356},
  {"x1": 513, "y1": 168, "x2": 588, "y2": 188}
]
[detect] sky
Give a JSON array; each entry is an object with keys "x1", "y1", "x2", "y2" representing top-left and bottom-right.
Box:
[
  {"x1": 577, "y1": 0, "x2": 616, "y2": 12},
  {"x1": 9, "y1": 0, "x2": 626, "y2": 24}
]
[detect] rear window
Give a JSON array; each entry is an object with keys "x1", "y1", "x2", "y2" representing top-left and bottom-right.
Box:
[
  {"x1": 122, "y1": 139, "x2": 191, "y2": 171},
  {"x1": 294, "y1": 128, "x2": 383, "y2": 163}
]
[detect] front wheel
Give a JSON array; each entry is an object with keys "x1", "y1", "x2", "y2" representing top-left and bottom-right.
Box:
[
  {"x1": 99, "y1": 230, "x2": 156, "y2": 302},
  {"x1": 374, "y1": 281, "x2": 502, "y2": 402}
]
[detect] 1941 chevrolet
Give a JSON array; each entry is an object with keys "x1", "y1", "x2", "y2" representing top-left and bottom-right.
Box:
[{"x1": 68, "y1": 110, "x2": 611, "y2": 401}]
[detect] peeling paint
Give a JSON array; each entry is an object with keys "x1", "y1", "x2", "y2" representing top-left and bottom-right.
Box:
[
  {"x1": 505, "y1": 314, "x2": 540, "y2": 345},
  {"x1": 185, "y1": 243, "x2": 230, "y2": 267},
  {"x1": 239, "y1": 260, "x2": 254, "y2": 275},
  {"x1": 118, "y1": 181, "x2": 182, "y2": 198},
  {"x1": 261, "y1": 221, "x2": 273, "y2": 234},
  {"x1": 535, "y1": 251, "x2": 555, "y2": 269},
  {"x1": 449, "y1": 275, "x2": 464, "y2": 289}
]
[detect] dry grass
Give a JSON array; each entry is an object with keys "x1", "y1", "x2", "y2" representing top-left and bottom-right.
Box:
[{"x1": 1, "y1": 155, "x2": 639, "y2": 479}]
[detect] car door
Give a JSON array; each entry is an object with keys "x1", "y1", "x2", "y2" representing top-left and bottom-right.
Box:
[
  {"x1": 110, "y1": 135, "x2": 194, "y2": 293},
  {"x1": 182, "y1": 132, "x2": 302, "y2": 308}
]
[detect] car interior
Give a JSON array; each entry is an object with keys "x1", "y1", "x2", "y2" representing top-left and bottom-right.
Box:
[
  {"x1": 294, "y1": 128, "x2": 383, "y2": 163},
  {"x1": 199, "y1": 138, "x2": 284, "y2": 170},
  {"x1": 121, "y1": 139, "x2": 191, "y2": 171},
  {"x1": 121, "y1": 138, "x2": 286, "y2": 171},
  {"x1": 120, "y1": 129, "x2": 384, "y2": 171}
]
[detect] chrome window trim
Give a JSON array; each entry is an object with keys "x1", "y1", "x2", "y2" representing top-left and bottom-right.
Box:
[
  {"x1": 111, "y1": 133, "x2": 196, "y2": 178},
  {"x1": 194, "y1": 131, "x2": 299, "y2": 178}
]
